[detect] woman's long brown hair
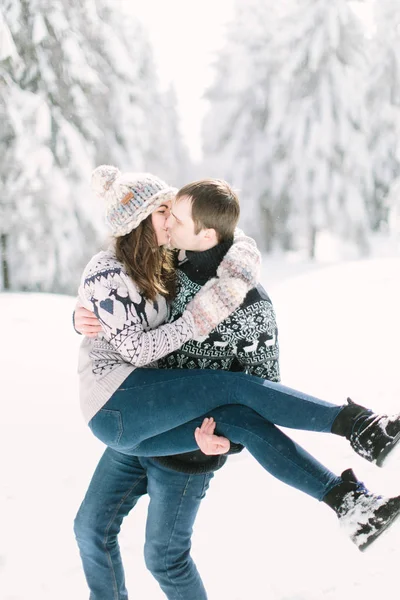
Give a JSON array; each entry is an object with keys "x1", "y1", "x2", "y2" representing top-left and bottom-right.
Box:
[{"x1": 114, "y1": 216, "x2": 176, "y2": 302}]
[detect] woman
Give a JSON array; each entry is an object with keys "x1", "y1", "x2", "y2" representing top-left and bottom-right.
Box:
[{"x1": 77, "y1": 164, "x2": 400, "y2": 551}]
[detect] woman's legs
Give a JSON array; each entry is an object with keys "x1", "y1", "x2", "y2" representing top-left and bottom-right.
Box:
[
  {"x1": 123, "y1": 405, "x2": 341, "y2": 501},
  {"x1": 89, "y1": 368, "x2": 342, "y2": 452}
]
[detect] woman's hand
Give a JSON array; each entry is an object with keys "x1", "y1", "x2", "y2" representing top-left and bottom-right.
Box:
[
  {"x1": 74, "y1": 301, "x2": 102, "y2": 337},
  {"x1": 194, "y1": 417, "x2": 230, "y2": 455}
]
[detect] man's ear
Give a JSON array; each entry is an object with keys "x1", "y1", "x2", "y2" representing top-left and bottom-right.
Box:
[{"x1": 203, "y1": 228, "x2": 217, "y2": 242}]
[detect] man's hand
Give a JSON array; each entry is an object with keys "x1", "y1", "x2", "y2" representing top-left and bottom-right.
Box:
[
  {"x1": 194, "y1": 417, "x2": 230, "y2": 455},
  {"x1": 75, "y1": 301, "x2": 102, "y2": 337}
]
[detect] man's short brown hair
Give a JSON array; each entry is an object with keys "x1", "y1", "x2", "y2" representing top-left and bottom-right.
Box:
[{"x1": 176, "y1": 179, "x2": 240, "y2": 242}]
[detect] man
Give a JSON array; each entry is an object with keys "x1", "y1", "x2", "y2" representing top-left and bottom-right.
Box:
[
  {"x1": 74, "y1": 179, "x2": 400, "y2": 600},
  {"x1": 74, "y1": 179, "x2": 281, "y2": 600}
]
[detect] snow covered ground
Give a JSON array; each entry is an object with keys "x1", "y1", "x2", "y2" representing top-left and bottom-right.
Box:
[{"x1": 1, "y1": 255, "x2": 400, "y2": 600}]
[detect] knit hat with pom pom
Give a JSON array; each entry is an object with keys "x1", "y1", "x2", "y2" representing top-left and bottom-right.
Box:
[{"x1": 91, "y1": 165, "x2": 177, "y2": 237}]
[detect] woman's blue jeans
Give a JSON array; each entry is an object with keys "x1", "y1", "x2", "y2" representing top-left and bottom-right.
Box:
[
  {"x1": 74, "y1": 449, "x2": 213, "y2": 600},
  {"x1": 89, "y1": 369, "x2": 343, "y2": 501}
]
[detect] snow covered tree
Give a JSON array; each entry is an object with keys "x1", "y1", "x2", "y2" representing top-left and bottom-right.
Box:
[
  {"x1": 367, "y1": 0, "x2": 400, "y2": 230},
  {"x1": 0, "y1": 8, "x2": 17, "y2": 289},
  {"x1": 1, "y1": 0, "x2": 108, "y2": 292},
  {"x1": 269, "y1": 0, "x2": 373, "y2": 257},
  {"x1": 203, "y1": 0, "x2": 373, "y2": 257},
  {"x1": 0, "y1": 0, "x2": 189, "y2": 293},
  {"x1": 87, "y1": 1, "x2": 189, "y2": 185},
  {"x1": 146, "y1": 83, "x2": 192, "y2": 186},
  {"x1": 203, "y1": 0, "x2": 286, "y2": 249}
]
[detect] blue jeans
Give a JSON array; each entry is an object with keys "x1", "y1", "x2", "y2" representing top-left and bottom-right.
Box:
[
  {"x1": 74, "y1": 448, "x2": 213, "y2": 600},
  {"x1": 89, "y1": 370, "x2": 343, "y2": 500}
]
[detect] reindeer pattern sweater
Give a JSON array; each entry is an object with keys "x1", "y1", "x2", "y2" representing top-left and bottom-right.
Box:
[
  {"x1": 159, "y1": 245, "x2": 280, "y2": 380},
  {"x1": 153, "y1": 242, "x2": 280, "y2": 474},
  {"x1": 78, "y1": 249, "x2": 196, "y2": 423}
]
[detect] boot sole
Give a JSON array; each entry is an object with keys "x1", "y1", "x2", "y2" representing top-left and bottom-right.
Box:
[
  {"x1": 359, "y1": 499, "x2": 400, "y2": 551},
  {"x1": 376, "y1": 430, "x2": 400, "y2": 467}
]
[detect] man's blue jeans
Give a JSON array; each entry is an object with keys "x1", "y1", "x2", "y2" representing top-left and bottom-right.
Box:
[
  {"x1": 89, "y1": 369, "x2": 343, "y2": 500},
  {"x1": 74, "y1": 449, "x2": 214, "y2": 600}
]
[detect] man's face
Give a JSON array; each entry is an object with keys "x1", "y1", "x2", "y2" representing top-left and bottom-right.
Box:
[{"x1": 165, "y1": 195, "x2": 207, "y2": 251}]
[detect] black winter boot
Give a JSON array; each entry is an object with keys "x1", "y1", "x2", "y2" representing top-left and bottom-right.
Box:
[
  {"x1": 331, "y1": 398, "x2": 400, "y2": 467},
  {"x1": 323, "y1": 468, "x2": 400, "y2": 551}
]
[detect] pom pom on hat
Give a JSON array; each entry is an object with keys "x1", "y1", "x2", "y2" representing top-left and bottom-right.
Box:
[
  {"x1": 91, "y1": 165, "x2": 121, "y2": 198},
  {"x1": 91, "y1": 164, "x2": 177, "y2": 237}
]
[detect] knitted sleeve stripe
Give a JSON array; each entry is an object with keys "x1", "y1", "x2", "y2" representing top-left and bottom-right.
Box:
[
  {"x1": 79, "y1": 262, "x2": 196, "y2": 367},
  {"x1": 186, "y1": 276, "x2": 249, "y2": 337},
  {"x1": 218, "y1": 228, "x2": 261, "y2": 285}
]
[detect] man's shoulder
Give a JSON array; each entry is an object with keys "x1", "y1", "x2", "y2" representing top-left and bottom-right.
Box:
[
  {"x1": 243, "y1": 284, "x2": 274, "y2": 308},
  {"x1": 224, "y1": 284, "x2": 278, "y2": 345},
  {"x1": 225, "y1": 284, "x2": 277, "y2": 333}
]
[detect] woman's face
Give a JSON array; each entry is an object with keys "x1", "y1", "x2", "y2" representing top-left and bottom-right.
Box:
[{"x1": 151, "y1": 200, "x2": 171, "y2": 246}]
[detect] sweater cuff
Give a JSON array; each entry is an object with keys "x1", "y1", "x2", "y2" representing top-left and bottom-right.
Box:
[
  {"x1": 181, "y1": 308, "x2": 198, "y2": 339},
  {"x1": 227, "y1": 442, "x2": 244, "y2": 455},
  {"x1": 72, "y1": 310, "x2": 82, "y2": 335}
]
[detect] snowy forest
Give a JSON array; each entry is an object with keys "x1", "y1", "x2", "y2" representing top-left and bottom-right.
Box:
[{"x1": 1, "y1": 0, "x2": 400, "y2": 294}]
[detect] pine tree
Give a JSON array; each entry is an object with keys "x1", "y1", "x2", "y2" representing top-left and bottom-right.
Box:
[
  {"x1": 367, "y1": 0, "x2": 400, "y2": 230},
  {"x1": 0, "y1": 0, "x2": 106, "y2": 292},
  {"x1": 203, "y1": 0, "x2": 373, "y2": 256},
  {"x1": 147, "y1": 84, "x2": 191, "y2": 186},
  {"x1": 91, "y1": 1, "x2": 189, "y2": 185},
  {"x1": 203, "y1": 0, "x2": 285, "y2": 249},
  {"x1": 0, "y1": 0, "x2": 189, "y2": 293},
  {"x1": 0, "y1": 8, "x2": 17, "y2": 288},
  {"x1": 272, "y1": 0, "x2": 374, "y2": 256}
]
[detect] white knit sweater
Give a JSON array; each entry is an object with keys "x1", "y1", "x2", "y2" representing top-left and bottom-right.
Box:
[{"x1": 78, "y1": 250, "x2": 196, "y2": 423}]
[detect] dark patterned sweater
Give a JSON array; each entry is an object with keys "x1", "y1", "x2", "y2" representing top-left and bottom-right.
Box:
[{"x1": 153, "y1": 240, "x2": 280, "y2": 474}]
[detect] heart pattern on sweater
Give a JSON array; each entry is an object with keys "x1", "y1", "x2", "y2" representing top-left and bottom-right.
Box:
[{"x1": 100, "y1": 298, "x2": 114, "y2": 314}]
